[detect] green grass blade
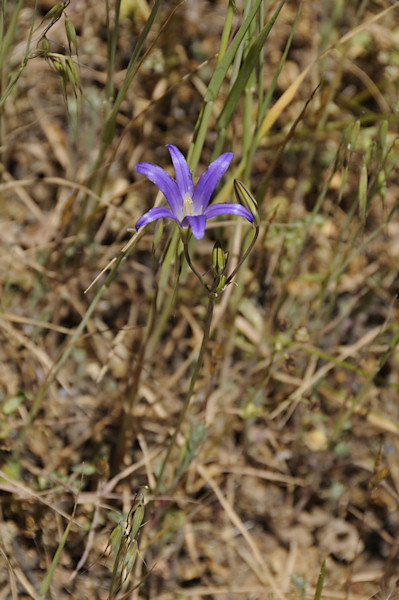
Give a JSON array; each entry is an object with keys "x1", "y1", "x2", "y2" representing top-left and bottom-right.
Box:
[
  {"x1": 39, "y1": 502, "x2": 78, "y2": 599},
  {"x1": 204, "y1": 0, "x2": 262, "y2": 104},
  {"x1": 216, "y1": 0, "x2": 287, "y2": 131},
  {"x1": 0, "y1": 0, "x2": 24, "y2": 71},
  {"x1": 101, "y1": 0, "x2": 162, "y2": 145},
  {"x1": 105, "y1": 0, "x2": 122, "y2": 104},
  {"x1": 257, "y1": 0, "x2": 301, "y2": 128},
  {"x1": 313, "y1": 560, "x2": 326, "y2": 600}
]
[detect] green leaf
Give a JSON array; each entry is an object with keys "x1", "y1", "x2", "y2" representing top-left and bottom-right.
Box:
[
  {"x1": 101, "y1": 0, "x2": 162, "y2": 145},
  {"x1": 204, "y1": 0, "x2": 263, "y2": 103},
  {"x1": 313, "y1": 560, "x2": 326, "y2": 600},
  {"x1": 217, "y1": 0, "x2": 287, "y2": 130},
  {"x1": 2, "y1": 393, "x2": 24, "y2": 416}
]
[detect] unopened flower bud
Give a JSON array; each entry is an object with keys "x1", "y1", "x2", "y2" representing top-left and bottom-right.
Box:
[
  {"x1": 212, "y1": 241, "x2": 228, "y2": 277},
  {"x1": 234, "y1": 180, "x2": 259, "y2": 226}
]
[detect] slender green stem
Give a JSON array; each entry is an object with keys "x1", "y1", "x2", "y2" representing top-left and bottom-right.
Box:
[
  {"x1": 0, "y1": 0, "x2": 25, "y2": 71},
  {"x1": 105, "y1": 0, "x2": 121, "y2": 106},
  {"x1": 242, "y1": 1, "x2": 256, "y2": 162},
  {"x1": 183, "y1": 241, "x2": 207, "y2": 289},
  {"x1": 216, "y1": 1, "x2": 235, "y2": 66},
  {"x1": 155, "y1": 294, "x2": 215, "y2": 492},
  {"x1": 225, "y1": 224, "x2": 259, "y2": 286},
  {"x1": 39, "y1": 498, "x2": 78, "y2": 599},
  {"x1": 76, "y1": 0, "x2": 162, "y2": 230}
]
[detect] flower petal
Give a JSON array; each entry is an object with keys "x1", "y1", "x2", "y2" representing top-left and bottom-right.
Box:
[
  {"x1": 135, "y1": 207, "x2": 181, "y2": 231},
  {"x1": 204, "y1": 203, "x2": 254, "y2": 222},
  {"x1": 135, "y1": 162, "x2": 183, "y2": 217},
  {"x1": 184, "y1": 215, "x2": 207, "y2": 239},
  {"x1": 192, "y1": 152, "x2": 234, "y2": 213},
  {"x1": 166, "y1": 145, "x2": 194, "y2": 198}
]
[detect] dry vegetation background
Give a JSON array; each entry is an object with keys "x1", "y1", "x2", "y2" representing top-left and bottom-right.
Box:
[{"x1": 1, "y1": 0, "x2": 399, "y2": 599}]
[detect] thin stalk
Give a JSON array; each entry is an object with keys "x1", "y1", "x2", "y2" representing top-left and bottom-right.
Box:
[
  {"x1": 0, "y1": 0, "x2": 37, "y2": 154},
  {"x1": 243, "y1": 0, "x2": 256, "y2": 162},
  {"x1": 244, "y1": 0, "x2": 301, "y2": 181},
  {"x1": 0, "y1": 55, "x2": 31, "y2": 110},
  {"x1": 224, "y1": 224, "x2": 259, "y2": 286},
  {"x1": 182, "y1": 240, "x2": 207, "y2": 289},
  {"x1": 187, "y1": 0, "x2": 262, "y2": 171},
  {"x1": 104, "y1": 0, "x2": 121, "y2": 107},
  {"x1": 146, "y1": 229, "x2": 181, "y2": 355},
  {"x1": 155, "y1": 294, "x2": 215, "y2": 492},
  {"x1": 257, "y1": 0, "x2": 265, "y2": 110},
  {"x1": 212, "y1": 0, "x2": 252, "y2": 160},
  {"x1": 0, "y1": 0, "x2": 24, "y2": 71},
  {"x1": 216, "y1": 0, "x2": 235, "y2": 67},
  {"x1": 76, "y1": 0, "x2": 162, "y2": 230},
  {"x1": 39, "y1": 499, "x2": 78, "y2": 599},
  {"x1": 242, "y1": 48, "x2": 256, "y2": 162}
]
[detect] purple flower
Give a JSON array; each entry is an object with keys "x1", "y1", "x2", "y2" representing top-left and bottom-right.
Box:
[{"x1": 135, "y1": 145, "x2": 254, "y2": 240}]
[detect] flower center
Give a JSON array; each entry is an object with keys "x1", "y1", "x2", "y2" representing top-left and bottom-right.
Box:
[{"x1": 183, "y1": 193, "x2": 194, "y2": 216}]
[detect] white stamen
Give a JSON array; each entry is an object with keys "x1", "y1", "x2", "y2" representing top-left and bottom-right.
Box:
[{"x1": 183, "y1": 193, "x2": 194, "y2": 216}]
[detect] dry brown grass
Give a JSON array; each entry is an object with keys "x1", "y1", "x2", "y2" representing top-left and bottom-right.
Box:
[{"x1": 1, "y1": 1, "x2": 399, "y2": 599}]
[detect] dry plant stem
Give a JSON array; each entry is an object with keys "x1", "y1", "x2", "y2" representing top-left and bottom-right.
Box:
[
  {"x1": 18, "y1": 235, "x2": 141, "y2": 451},
  {"x1": 155, "y1": 293, "x2": 215, "y2": 493},
  {"x1": 112, "y1": 285, "x2": 159, "y2": 472}
]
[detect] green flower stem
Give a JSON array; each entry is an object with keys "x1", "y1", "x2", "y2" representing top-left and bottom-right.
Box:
[
  {"x1": 182, "y1": 239, "x2": 207, "y2": 290},
  {"x1": 155, "y1": 293, "x2": 215, "y2": 493},
  {"x1": 224, "y1": 223, "x2": 259, "y2": 286}
]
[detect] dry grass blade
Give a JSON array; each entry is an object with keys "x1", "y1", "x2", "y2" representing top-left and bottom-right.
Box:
[
  {"x1": 2, "y1": 1, "x2": 398, "y2": 597},
  {"x1": 0, "y1": 547, "x2": 18, "y2": 600},
  {"x1": 196, "y1": 463, "x2": 284, "y2": 600},
  {"x1": 258, "y1": 3, "x2": 398, "y2": 140},
  {"x1": 0, "y1": 470, "x2": 81, "y2": 526}
]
